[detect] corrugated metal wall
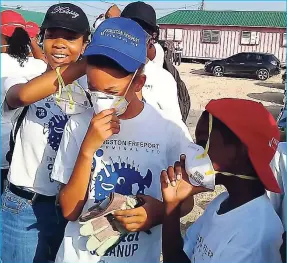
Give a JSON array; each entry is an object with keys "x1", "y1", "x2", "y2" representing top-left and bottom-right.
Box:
[{"x1": 159, "y1": 26, "x2": 286, "y2": 63}]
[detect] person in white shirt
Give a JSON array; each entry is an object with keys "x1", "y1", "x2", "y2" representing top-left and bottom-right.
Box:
[
  {"x1": 121, "y1": 2, "x2": 182, "y2": 121},
  {"x1": 268, "y1": 142, "x2": 286, "y2": 263},
  {"x1": 161, "y1": 99, "x2": 284, "y2": 263},
  {"x1": 152, "y1": 26, "x2": 165, "y2": 67},
  {"x1": 153, "y1": 43, "x2": 165, "y2": 67},
  {"x1": 143, "y1": 59, "x2": 182, "y2": 120},
  {"x1": 0, "y1": 10, "x2": 47, "y2": 193},
  {"x1": 50, "y1": 17, "x2": 212, "y2": 263},
  {"x1": 1, "y1": 4, "x2": 90, "y2": 263},
  {"x1": 268, "y1": 142, "x2": 286, "y2": 229}
]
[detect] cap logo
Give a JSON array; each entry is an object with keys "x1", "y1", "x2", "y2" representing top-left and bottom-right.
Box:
[
  {"x1": 101, "y1": 29, "x2": 140, "y2": 47},
  {"x1": 269, "y1": 137, "x2": 279, "y2": 151},
  {"x1": 51, "y1": 6, "x2": 79, "y2": 19}
]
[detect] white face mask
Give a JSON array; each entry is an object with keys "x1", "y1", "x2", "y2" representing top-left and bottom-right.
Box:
[
  {"x1": 185, "y1": 113, "x2": 258, "y2": 190},
  {"x1": 90, "y1": 70, "x2": 138, "y2": 116},
  {"x1": 54, "y1": 68, "x2": 91, "y2": 115},
  {"x1": 0, "y1": 44, "x2": 9, "y2": 48}
]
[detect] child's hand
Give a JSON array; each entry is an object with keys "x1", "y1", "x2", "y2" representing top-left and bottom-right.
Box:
[
  {"x1": 113, "y1": 195, "x2": 164, "y2": 232},
  {"x1": 161, "y1": 155, "x2": 207, "y2": 207},
  {"x1": 81, "y1": 109, "x2": 120, "y2": 156}
]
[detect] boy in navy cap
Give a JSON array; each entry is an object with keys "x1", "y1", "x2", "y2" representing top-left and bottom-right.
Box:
[{"x1": 49, "y1": 17, "x2": 211, "y2": 263}]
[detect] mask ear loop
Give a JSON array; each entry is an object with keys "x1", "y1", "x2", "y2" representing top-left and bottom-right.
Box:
[
  {"x1": 55, "y1": 67, "x2": 74, "y2": 110},
  {"x1": 55, "y1": 67, "x2": 63, "y2": 103},
  {"x1": 220, "y1": 172, "x2": 258, "y2": 180},
  {"x1": 196, "y1": 113, "x2": 213, "y2": 160},
  {"x1": 67, "y1": 85, "x2": 75, "y2": 110},
  {"x1": 124, "y1": 69, "x2": 138, "y2": 97},
  {"x1": 113, "y1": 69, "x2": 139, "y2": 108},
  {"x1": 195, "y1": 113, "x2": 258, "y2": 181},
  {"x1": 73, "y1": 81, "x2": 86, "y2": 96}
]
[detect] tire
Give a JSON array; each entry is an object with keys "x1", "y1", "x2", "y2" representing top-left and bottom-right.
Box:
[
  {"x1": 257, "y1": 68, "x2": 270, "y2": 81},
  {"x1": 212, "y1": 66, "x2": 224, "y2": 77}
]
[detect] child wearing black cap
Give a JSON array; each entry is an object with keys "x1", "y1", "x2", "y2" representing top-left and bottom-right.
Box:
[
  {"x1": 121, "y1": 1, "x2": 191, "y2": 123},
  {"x1": 121, "y1": 1, "x2": 183, "y2": 122},
  {"x1": 161, "y1": 98, "x2": 283, "y2": 263},
  {"x1": 1, "y1": 3, "x2": 90, "y2": 263}
]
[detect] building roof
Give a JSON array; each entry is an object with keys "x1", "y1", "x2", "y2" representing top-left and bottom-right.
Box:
[
  {"x1": 0, "y1": 7, "x2": 45, "y2": 26},
  {"x1": 157, "y1": 10, "x2": 286, "y2": 28}
]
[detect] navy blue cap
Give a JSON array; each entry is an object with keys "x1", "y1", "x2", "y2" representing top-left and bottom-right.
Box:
[{"x1": 83, "y1": 17, "x2": 147, "y2": 73}]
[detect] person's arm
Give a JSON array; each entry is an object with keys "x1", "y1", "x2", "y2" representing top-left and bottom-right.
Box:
[
  {"x1": 5, "y1": 58, "x2": 86, "y2": 109},
  {"x1": 162, "y1": 203, "x2": 190, "y2": 263},
  {"x1": 29, "y1": 38, "x2": 47, "y2": 62},
  {"x1": 59, "y1": 146, "x2": 94, "y2": 221},
  {"x1": 58, "y1": 109, "x2": 120, "y2": 221},
  {"x1": 161, "y1": 157, "x2": 205, "y2": 263}
]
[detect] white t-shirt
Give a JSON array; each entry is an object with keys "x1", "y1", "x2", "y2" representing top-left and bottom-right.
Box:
[
  {"x1": 1, "y1": 53, "x2": 47, "y2": 169},
  {"x1": 2, "y1": 75, "x2": 88, "y2": 196},
  {"x1": 51, "y1": 104, "x2": 202, "y2": 263},
  {"x1": 1, "y1": 53, "x2": 47, "y2": 78},
  {"x1": 183, "y1": 192, "x2": 284, "y2": 263},
  {"x1": 143, "y1": 61, "x2": 182, "y2": 120},
  {"x1": 153, "y1": 43, "x2": 164, "y2": 68},
  {"x1": 268, "y1": 142, "x2": 286, "y2": 230}
]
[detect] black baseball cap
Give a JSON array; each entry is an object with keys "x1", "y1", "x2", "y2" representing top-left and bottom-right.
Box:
[
  {"x1": 121, "y1": 2, "x2": 157, "y2": 32},
  {"x1": 41, "y1": 3, "x2": 90, "y2": 35}
]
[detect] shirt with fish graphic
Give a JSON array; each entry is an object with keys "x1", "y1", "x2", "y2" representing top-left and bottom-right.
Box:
[
  {"x1": 2, "y1": 75, "x2": 86, "y2": 196},
  {"x1": 52, "y1": 104, "x2": 200, "y2": 263}
]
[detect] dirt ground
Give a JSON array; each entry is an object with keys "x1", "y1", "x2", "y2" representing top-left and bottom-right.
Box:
[{"x1": 178, "y1": 62, "x2": 285, "y2": 233}]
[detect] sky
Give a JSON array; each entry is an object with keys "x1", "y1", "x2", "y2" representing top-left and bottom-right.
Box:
[{"x1": 1, "y1": 0, "x2": 286, "y2": 23}]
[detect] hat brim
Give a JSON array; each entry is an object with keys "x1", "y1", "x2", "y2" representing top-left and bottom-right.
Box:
[
  {"x1": 83, "y1": 44, "x2": 142, "y2": 73},
  {"x1": 248, "y1": 148, "x2": 281, "y2": 193},
  {"x1": 41, "y1": 19, "x2": 88, "y2": 34}
]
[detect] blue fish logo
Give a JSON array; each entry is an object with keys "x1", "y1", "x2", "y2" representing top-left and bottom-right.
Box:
[{"x1": 91, "y1": 150, "x2": 152, "y2": 202}]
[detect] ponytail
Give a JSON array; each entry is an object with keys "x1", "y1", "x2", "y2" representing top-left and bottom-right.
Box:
[{"x1": 7, "y1": 27, "x2": 31, "y2": 67}]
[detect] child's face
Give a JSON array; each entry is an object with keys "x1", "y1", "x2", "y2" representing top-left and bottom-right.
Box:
[
  {"x1": 147, "y1": 37, "x2": 156, "y2": 61},
  {"x1": 43, "y1": 28, "x2": 86, "y2": 69},
  {"x1": 195, "y1": 113, "x2": 237, "y2": 174},
  {"x1": 87, "y1": 64, "x2": 145, "y2": 102}
]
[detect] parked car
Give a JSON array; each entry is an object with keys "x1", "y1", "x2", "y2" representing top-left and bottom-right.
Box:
[{"x1": 204, "y1": 52, "x2": 281, "y2": 80}]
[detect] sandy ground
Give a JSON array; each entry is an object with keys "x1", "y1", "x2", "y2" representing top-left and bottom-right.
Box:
[{"x1": 177, "y1": 62, "x2": 285, "y2": 233}]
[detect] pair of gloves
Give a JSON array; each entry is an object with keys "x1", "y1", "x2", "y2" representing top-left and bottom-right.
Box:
[{"x1": 79, "y1": 193, "x2": 144, "y2": 256}]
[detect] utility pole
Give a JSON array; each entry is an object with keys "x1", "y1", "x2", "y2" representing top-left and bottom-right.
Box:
[{"x1": 198, "y1": 0, "x2": 204, "y2": 10}]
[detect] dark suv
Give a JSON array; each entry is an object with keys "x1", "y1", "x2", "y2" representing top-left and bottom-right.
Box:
[{"x1": 204, "y1": 52, "x2": 281, "y2": 80}]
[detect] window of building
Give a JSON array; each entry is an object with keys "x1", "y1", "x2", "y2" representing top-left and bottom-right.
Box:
[
  {"x1": 282, "y1": 33, "x2": 286, "y2": 47},
  {"x1": 201, "y1": 30, "x2": 220, "y2": 43},
  {"x1": 241, "y1": 31, "x2": 260, "y2": 45},
  {"x1": 174, "y1": 29, "x2": 183, "y2": 41},
  {"x1": 166, "y1": 29, "x2": 175, "y2": 40}
]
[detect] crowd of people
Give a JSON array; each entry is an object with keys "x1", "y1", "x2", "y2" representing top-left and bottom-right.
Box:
[{"x1": 0, "y1": 2, "x2": 286, "y2": 263}]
